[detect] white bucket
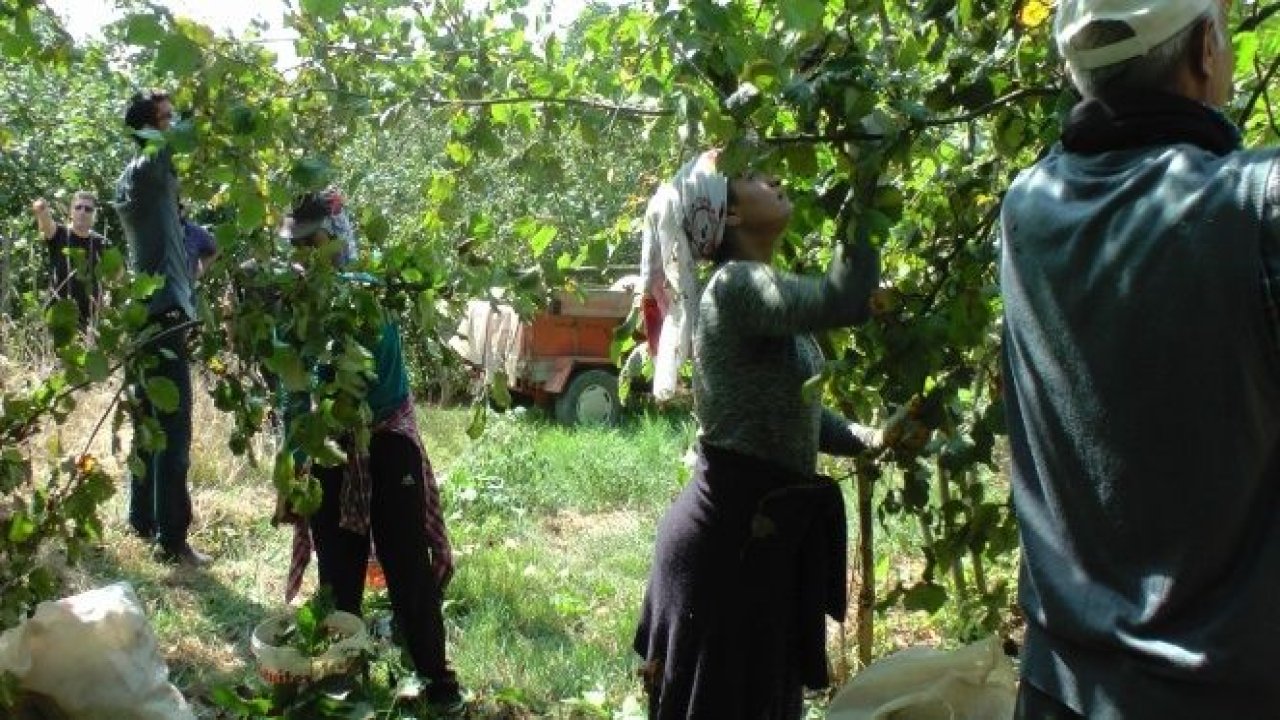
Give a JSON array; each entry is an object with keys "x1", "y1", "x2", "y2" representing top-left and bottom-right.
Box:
[{"x1": 250, "y1": 611, "x2": 371, "y2": 685}]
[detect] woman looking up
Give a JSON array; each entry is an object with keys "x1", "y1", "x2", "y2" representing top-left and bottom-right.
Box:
[{"x1": 635, "y1": 151, "x2": 883, "y2": 719}]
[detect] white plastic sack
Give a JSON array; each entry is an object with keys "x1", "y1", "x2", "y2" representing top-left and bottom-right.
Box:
[
  {"x1": 0, "y1": 582, "x2": 195, "y2": 720},
  {"x1": 826, "y1": 636, "x2": 1017, "y2": 720}
]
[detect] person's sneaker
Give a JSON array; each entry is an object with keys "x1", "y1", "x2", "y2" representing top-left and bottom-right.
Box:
[{"x1": 153, "y1": 542, "x2": 213, "y2": 567}]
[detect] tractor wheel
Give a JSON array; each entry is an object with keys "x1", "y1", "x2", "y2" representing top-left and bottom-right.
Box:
[{"x1": 554, "y1": 369, "x2": 621, "y2": 426}]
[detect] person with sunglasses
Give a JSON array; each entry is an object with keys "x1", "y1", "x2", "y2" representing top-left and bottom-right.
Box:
[{"x1": 31, "y1": 191, "x2": 108, "y2": 330}]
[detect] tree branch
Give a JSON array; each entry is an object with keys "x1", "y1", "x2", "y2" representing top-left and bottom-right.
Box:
[
  {"x1": 921, "y1": 202, "x2": 1002, "y2": 314},
  {"x1": 307, "y1": 85, "x2": 671, "y2": 117},
  {"x1": 1262, "y1": 76, "x2": 1280, "y2": 140},
  {"x1": 764, "y1": 131, "x2": 886, "y2": 145},
  {"x1": 1237, "y1": 53, "x2": 1280, "y2": 128},
  {"x1": 1239, "y1": 2, "x2": 1280, "y2": 33},
  {"x1": 922, "y1": 87, "x2": 1061, "y2": 127},
  {"x1": 763, "y1": 88, "x2": 1063, "y2": 147},
  {"x1": 2, "y1": 319, "x2": 203, "y2": 447},
  {"x1": 420, "y1": 94, "x2": 671, "y2": 117}
]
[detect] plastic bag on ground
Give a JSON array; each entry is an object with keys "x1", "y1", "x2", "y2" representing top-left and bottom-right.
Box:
[
  {"x1": 826, "y1": 636, "x2": 1017, "y2": 720},
  {"x1": 0, "y1": 582, "x2": 195, "y2": 720}
]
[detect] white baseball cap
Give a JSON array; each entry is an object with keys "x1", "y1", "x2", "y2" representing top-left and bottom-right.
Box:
[{"x1": 1056, "y1": 0, "x2": 1218, "y2": 70}]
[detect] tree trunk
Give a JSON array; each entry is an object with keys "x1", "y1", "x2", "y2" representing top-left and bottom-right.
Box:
[
  {"x1": 855, "y1": 459, "x2": 877, "y2": 668},
  {"x1": 937, "y1": 457, "x2": 967, "y2": 601}
]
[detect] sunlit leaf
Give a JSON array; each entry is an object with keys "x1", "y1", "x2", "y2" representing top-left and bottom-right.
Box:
[
  {"x1": 144, "y1": 377, "x2": 180, "y2": 413},
  {"x1": 155, "y1": 34, "x2": 204, "y2": 75}
]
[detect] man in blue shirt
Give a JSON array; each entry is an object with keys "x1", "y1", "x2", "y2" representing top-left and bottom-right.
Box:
[
  {"x1": 1002, "y1": 1, "x2": 1280, "y2": 717},
  {"x1": 179, "y1": 202, "x2": 217, "y2": 281}
]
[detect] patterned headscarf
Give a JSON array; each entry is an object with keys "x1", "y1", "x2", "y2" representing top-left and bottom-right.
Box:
[
  {"x1": 323, "y1": 188, "x2": 359, "y2": 266},
  {"x1": 640, "y1": 151, "x2": 728, "y2": 401}
]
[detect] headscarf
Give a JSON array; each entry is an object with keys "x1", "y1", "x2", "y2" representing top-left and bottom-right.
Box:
[
  {"x1": 279, "y1": 188, "x2": 358, "y2": 266},
  {"x1": 640, "y1": 151, "x2": 729, "y2": 401},
  {"x1": 323, "y1": 188, "x2": 359, "y2": 266}
]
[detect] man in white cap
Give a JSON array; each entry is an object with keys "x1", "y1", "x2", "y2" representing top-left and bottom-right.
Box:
[{"x1": 1001, "y1": 1, "x2": 1280, "y2": 717}]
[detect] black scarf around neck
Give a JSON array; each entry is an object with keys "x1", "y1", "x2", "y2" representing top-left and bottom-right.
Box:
[{"x1": 1061, "y1": 91, "x2": 1242, "y2": 157}]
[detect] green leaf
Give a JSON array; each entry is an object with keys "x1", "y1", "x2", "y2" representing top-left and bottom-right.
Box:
[
  {"x1": 301, "y1": 0, "x2": 345, "y2": 21},
  {"x1": 121, "y1": 13, "x2": 167, "y2": 46},
  {"x1": 312, "y1": 439, "x2": 346, "y2": 467},
  {"x1": 7, "y1": 511, "x2": 36, "y2": 544},
  {"x1": 780, "y1": 0, "x2": 825, "y2": 32},
  {"x1": 144, "y1": 377, "x2": 180, "y2": 413},
  {"x1": 208, "y1": 685, "x2": 274, "y2": 716},
  {"x1": 155, "y1": 34, "x2": 204, "y2": 75},
  {"x1": 359, "y1": 208, "x2": 391, "y2": 245},
  {"x1": 272, "y1": 449, "x2": 295, "y2": 492},
  {"x1": 85, "y1": 350, "x2": 110, "y2": 383},
  {"x1": 490, "y1": 372, "x2": 512, "y2": 410},
  {"x1": 782, "y1": 145, "x2": 818, "y2": 178},
  {"x1": 873, "y1": 184, "x2": 905, "y2": 222},
  {"x1": 801, "y1": 370, "x2": 827, "y2": 404},
  {"x1": 1235, "y1": 31, "x2": 1259, "y2": 72},
  {"x1": 267, "y1": 346, "x2": 311, "y2": 393},
  {"x1": 445, "y1": 141, "x2": 473, "y2": 166},
  {"x1": 234, "y1": 191, "x2": 267, "y2": 232},
  {"x1": 529, "y1": 225, "x2": 558, "y2": 259},
  {"x1": 130, "y1": 274, "x2": 167, "y2": 301},
  {"x1": 98, "y1": 248, "x2": 125, "y2": 282},
  {"x1": 903, "y1": 582, "x2": 948, "y2": 613},
  {"x1": 228, "y1": 105, "x2": 257, "y2": 136},
  {"x1": 45, "y1": 299, "x2": 79, "y2": 348},
  {"x1": 466, "y1": 402, "x2": 487, "y2": 440},
  {"x1": 994, "y1": 110, "x2": 1027, "y2": 157},
  {"x1": 611, "y1": 305, "x2": 641, "y2": 365},
  {"x1": 290, "y1": 156, "x2": 332, "y2": 189},
  {"x1": 166, "y1": 118, "x2": 198, "y2": 154}
]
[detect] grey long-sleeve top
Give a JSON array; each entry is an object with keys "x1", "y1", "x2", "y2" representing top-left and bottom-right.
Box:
[
  {"x1": 693, "y1": 241, "x2": 879, "y2": 476},
  {"x1": 113, "y1": 145, "x2": 194, "y2": 320}
]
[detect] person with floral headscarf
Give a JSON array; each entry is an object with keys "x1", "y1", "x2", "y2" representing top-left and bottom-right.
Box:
[{"x1": 634, "y1": 151, "x2": 882, "y2": 719}]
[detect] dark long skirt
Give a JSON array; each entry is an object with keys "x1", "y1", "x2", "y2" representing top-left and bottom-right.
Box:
[{"x1": 633, "y1": 443, "x2": 847, "y2": 720}]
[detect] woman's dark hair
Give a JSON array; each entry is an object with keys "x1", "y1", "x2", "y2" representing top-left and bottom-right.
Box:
[
  {"x1": 711, "y1": 181, "x2": 739, "y2": 265},
  {"x1": 124, "y1": 90, "x2": 170, "y2": 136}
]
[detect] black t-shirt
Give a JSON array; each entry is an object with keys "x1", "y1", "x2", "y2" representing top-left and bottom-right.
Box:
[{"x1": 47, "y1": 223, "x2": 107, "y2": 311}]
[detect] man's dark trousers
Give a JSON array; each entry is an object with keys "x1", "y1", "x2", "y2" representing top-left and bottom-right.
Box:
[{"x1": 127, "y1": 313, "x2": 194, "y2": 551}]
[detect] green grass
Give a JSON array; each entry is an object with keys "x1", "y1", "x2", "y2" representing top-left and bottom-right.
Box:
[
  {"x1": 54, "y1": 398, "x2": 699, "y2": 718},
  {"x1": 43, "y1": 388, "x2": 1014, "y2": 719},
  {"x1": 439, "y1": 409, "x2": 694, "y2": 714}
]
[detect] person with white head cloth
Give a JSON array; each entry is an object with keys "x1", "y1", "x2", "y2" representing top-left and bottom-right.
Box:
[
  {"x1": 1001, "y1": 0, "x2": 1280, "y2": 717},
  {"x1": 633, "y1": 150, "x2": 883, "y2": 719}
]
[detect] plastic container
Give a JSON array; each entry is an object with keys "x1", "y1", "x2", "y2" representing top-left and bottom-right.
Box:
[{"x1": 250, "y1": 611, "x2": 371, "y2": 685}]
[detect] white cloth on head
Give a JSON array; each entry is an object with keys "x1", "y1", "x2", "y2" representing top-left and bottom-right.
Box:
[
  {"x1": 322, "y1": 189, "x2": 358, "y2": 265},
  {"x1": 640, "y1": 151, "x2": 728, "y2": 401}
]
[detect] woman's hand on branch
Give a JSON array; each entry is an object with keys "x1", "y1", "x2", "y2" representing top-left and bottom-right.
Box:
[{"x1": 854, "y1": 400, "x2": 931, "y2": 457}]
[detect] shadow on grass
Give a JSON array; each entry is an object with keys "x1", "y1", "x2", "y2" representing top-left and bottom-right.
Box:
[{"x1": 70, "y1": 535, "x2": 272, "y2": 711}]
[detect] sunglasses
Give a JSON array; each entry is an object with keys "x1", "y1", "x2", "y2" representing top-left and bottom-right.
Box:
[{"x1": 73, "y1": 204, "x2": 96, "y2": 212}]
